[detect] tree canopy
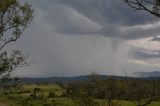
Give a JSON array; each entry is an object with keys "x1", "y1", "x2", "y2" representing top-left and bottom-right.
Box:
[{"x1": 0, "y1": 0, "x2": 33, "y2": 77}]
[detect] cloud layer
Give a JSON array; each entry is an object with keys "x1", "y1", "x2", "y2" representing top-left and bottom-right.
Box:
[{"x1": 11, "y1": 0, "x2": 160, "y2": 77}]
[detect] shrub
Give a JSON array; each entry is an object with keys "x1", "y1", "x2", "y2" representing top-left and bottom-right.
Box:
[
  {"x1": 20, "y1": 90, "x2": 31, "y2": 93},
  {"x1": 4, "y1": 92, "x2": 8, "y2": 95},
  {"x1": 48, "y1": 91, "x2": 56, "y2": 98},
  {"x1": 30, "y1": 94, "x2": 34, "y2": 98}
]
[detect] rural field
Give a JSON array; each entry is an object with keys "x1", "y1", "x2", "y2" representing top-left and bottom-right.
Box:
[{"x1": 0, "y1": 83, "x2": 160, "y2": 106}]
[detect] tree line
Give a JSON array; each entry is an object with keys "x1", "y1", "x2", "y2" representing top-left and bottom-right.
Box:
[{"x1": 63, "y1": 75, "x2": 160, "y2": 106}]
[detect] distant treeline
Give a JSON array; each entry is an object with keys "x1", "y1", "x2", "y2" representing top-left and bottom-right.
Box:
[{"x1": 1, "y1": 75, "x2": 160, "y2": 84}]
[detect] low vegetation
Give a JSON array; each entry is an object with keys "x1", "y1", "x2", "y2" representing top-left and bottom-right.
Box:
[{"x1": 0, "y1": 75, "x2": 160, "y2": 106}]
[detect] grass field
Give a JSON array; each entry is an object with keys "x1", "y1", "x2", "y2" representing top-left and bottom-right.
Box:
[{"x1": 0, "y1": 84, "x2": 160, "y2": 106}]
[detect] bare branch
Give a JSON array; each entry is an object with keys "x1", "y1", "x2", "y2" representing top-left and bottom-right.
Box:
[{"x1": 124, "y1": 0, "x2": 160, "y2": 17}]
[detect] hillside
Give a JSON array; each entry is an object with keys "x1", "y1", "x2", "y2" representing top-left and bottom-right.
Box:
[
  {"x1": 133, "y1": 71, "x2": 160, "y2": 77},
  {"x1": 20, "y1": 75, "x2": 126, "y2": 83}
]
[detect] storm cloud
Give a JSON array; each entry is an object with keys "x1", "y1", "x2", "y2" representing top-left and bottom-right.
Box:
[
  {"x1": 11, "y1": 0, "x2": 160, "y2": 77},
  {"x1": 27, "y1": 0, "x2": 160, "y2": 39}
]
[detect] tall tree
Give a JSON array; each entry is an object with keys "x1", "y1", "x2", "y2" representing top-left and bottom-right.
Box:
[
  {"x1": 124, "y1": 0, "x2": 160, "y2": 17},
  {"x1": 0, "y1": 0, "x2": 33, "y2": 77}
]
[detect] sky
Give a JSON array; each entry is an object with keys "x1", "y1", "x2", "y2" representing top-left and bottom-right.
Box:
[{"x1": 9, "y1": 0, "x2": 160, "y2": 77}]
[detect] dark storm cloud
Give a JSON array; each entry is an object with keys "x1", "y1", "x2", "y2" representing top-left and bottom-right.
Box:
[
  {"x1": 53, "y1": 0, "x2": 154, "y2": 25},
  {"x1": 13, "y1": 0, "x2": 160, "y2": 77},
  {"x1": 27, "y1": 0, "x2": 160, "y2": 40},
  {"x1": 129, "y1": 47, "x2": 160, "y2": 64}
]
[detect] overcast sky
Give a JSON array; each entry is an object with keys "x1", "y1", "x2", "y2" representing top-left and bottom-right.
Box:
[{"x1": 10, "y1": 0, "x2": 160, "y2": 77}]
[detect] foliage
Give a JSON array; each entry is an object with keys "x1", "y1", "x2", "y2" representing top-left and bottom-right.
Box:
[
  {"x1": 125, "y1": 78, "x2": 160, "y2": 106},
  {"x1": 0, "y1": 0, "x2": 33, "y2": 77},
  {"x1": 48, "y1": 90, "x2": 55, "y2": 98},
  {"x1": 0, "y1": 82, "x2": 160, "y2": 106}
]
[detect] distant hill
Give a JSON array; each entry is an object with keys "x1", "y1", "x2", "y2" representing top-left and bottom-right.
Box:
[
  {"x1": 133, "y1": 71, "x2": 160, "y2": 77},
  {"x1": 1, "y1": 74, "x2": 160, "y2": 84},
  {"x1": 20, "y1": 75, "x2": 127, "y2": 84}
]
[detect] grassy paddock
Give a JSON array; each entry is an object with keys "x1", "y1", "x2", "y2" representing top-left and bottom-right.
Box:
[{"x1": 0, "y1": 84, "x2": 160, "y2": 106}]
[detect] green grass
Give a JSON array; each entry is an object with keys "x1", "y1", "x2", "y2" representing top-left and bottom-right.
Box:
[
  {"x1": 120, "y1": 100, "x2": 160, "y2": 106},
  {"x1": 21, "y1": 84, "x2": 64, "y2": 97},
  {"x1": 0, "y1": 84, "x2": 160, "y2": 106}
]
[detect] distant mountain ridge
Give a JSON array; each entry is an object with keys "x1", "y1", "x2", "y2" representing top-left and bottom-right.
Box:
[
  {"x1": 1, "y1": 73, "x2": 160, "y2": 84},
  {"x1": 18, "y1": 73, "x2": 160, "y2": 83},
  {"x1": 133, "y1": 71, "x2": 160, "y2": 77},
  {"x1": 20, "y1": 75, "x2": 126, "y2": 84}
]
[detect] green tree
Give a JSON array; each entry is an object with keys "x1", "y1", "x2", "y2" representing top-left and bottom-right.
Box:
[
  {"x1": 1, "y1": 73, "x2": 12, "y2": 90},
  {"x1": 126, "y1": 79, "x2": 160, "y2": 106},
  {"x1": 32, "y1": 88, "x2": 43, "y2": 99},
  {"x1": 103, "y1": 78, "x2": 121, "y2": 106},
  {"x1": 0, "y1": 0, "x2": 33, "y2": 77},
  {"x1": 14, "y1": 76, "x2": 21, "y2": 89}
]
